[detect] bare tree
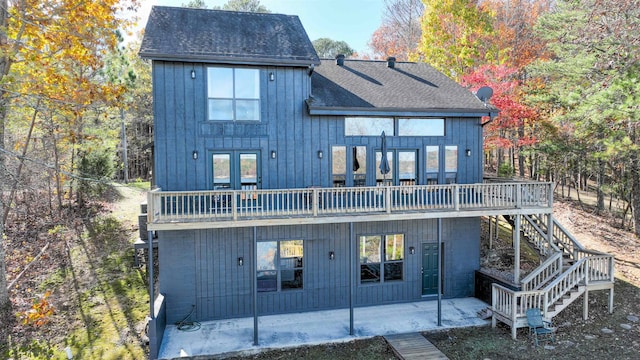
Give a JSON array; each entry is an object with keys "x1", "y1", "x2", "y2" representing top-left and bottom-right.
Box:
[{"x1": 369, "y1": 0, "x2": 424, "y2": 60}]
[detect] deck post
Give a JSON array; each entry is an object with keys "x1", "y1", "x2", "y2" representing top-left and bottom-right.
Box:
[
  {"x1": 608, "y1": 287, "x2": 614, "y2": 314},
  {"x1": 349, "y1": 222, "x2": 354, "y2": 335},
  {"x1": 385, "y1": 186, "x2": 391, "y2": 214},
  {"x1": 148, "y1": 230, "x2": 155, "y2": 317},
  {"x1": 437, "y1": 218, "x2": 442, "y2": 327},
  {"x1": 253, "y1": 226, "x2": 258, "y2": 345},
  {"x1": 583, "y1": 289, "x2": 589, "y2": 320},
  {"x1": 489, "y1": 216, "x2": 494, "y2": 250},
  {"x1": 514, "y1": 215, "x2": 521, "y2": 284}
]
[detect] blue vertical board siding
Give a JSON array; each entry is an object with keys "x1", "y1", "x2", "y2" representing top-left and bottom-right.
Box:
[
  {"x1": 152, "y1": 61, "x2": 483, "y2": 191},
  {"x1": 157, "y1": 217, "x2": 480, "y2": 322}
]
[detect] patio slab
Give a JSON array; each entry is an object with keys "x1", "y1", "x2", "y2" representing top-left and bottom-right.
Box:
[{"x1": 159, "y1": 297, "x2": 489, "y2": 359}]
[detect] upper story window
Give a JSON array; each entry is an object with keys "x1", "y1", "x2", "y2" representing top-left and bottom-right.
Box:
[
  {"x1": 207, "y1": 67, "x2": 260, "y2": 121},
  {"x1": 345, "y1": 117, "x2": 444, "y2": 136},
  {"x1": 398, "y1": 118, "x2": 444, "y2": 136},
  {"x1": 345, "y1": 117, "x2": 393, "y2": 136}
]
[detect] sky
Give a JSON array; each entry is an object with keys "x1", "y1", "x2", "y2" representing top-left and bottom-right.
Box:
[{"x1": 134, "y1": 0, "x2": 387, "y2": 55}]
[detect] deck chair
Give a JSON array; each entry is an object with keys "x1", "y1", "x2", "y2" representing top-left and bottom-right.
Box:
[{"x1": 526, "y1": 308, "x2": 556, "y2": 346}]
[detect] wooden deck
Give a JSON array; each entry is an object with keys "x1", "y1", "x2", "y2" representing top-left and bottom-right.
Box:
[
  {"x1": 147, "y1": 182, "x2": 554, "y2": 230},
  {"x1": 384, "y1": 333, "x2": 448, "y2": 360}
]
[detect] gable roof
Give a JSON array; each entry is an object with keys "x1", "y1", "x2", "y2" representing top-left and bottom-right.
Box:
[
  {"x1": 308, "y1": 59, "x2": 497, "y2": 117},
  {"x1": 139, "y1": 6, "x2": 320, "y2": 67}
]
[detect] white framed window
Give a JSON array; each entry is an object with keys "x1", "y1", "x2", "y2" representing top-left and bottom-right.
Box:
[{"x1": 207, "y1": 67, "x2": 260, "y2": 121}]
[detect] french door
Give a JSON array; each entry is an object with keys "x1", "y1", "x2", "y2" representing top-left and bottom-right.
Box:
[{"x1": 211, "y1": 151, "x2": 261, "y2": 190}]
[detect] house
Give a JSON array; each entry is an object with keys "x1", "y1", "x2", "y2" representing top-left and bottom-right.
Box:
[{"x1": 139, "y1": 6, "x2": 614, "y2": 359}]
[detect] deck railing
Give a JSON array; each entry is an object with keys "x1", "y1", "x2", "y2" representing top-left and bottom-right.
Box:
[
  {"x1": 147, "y1": 182, "x2": 553, "y2": 225},
  {"x1": 492, "y1": 213, "x2": 615, "y2": 339}
]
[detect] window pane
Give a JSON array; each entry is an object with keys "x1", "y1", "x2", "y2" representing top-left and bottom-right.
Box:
[
  {"x1": 361, "y1": 263, "x2": 381, "y2": 283},
  {"x1": 281, "y1": 269, "x2": 303, "y2": 289},
  {"x1": 360, "y1": 236, "x2": 381, "y2": 263},
  {"x1": 398, "y1": 151, "x2": 416, "y2": 186},
  {"x1": 257, "y1": 241, "x2": 277, "y2": 271},
  {"x1": 385, "y1": 234, "x2": 404, "y2": 261},
  {"x1": 384, "y1": 262, "x2": 403, "y2": 281},
  {"x1": 345, "y1": 117, "x2": 394, "y2": 136},
  {"x1": 445, "y1": 146, "x2": 458, "y2": 172},
  {"x1": 375, "y1": 151, "x2": 394, "y2": 185},
  {"x1": 208, "y1": 67, "x2": 233, "y2": 98},
  {"x1": 235, "y1": 69, "x2": 260, "y2": 99},
  {"x1": 208, "y1": 99, "x2": 233, "y2": 120},
  {"x1": 257, "y1": 241, "x2": 277, "y2": 292},
  {"x1": 280, "y1": 240, "x2": 303, "y2": 259},
  {"x1": 257, "y1": 271, "x2": 277, "y2": 292},
  {"x1": 212, "y1": 154, "x2": 231, "y2": 189},
  {"x1": 353, "y1": 146, "x2": 366, "y2": 186},
  {"x1": 426, "y1": 146, "x2": 439, "y2": 173},
  {"x1": 398, "y1": 118, "x2": 444, "y2": 136},
  {"x1": 239, "y1": 153, "x2": 257, "y2": 190},
  {"x1": 235, "y1": 99, "x2": 260, "y2": 121},
  {"x1": 280, "y1": 240, "x2": 303, "y2": 290},
  {"x1": 332, "y1": 146, "x2": 346, "y2": 187}
]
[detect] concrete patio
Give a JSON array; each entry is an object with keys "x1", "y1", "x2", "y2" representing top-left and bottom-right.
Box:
[{"x1": 158, "y1": 297, "x2": 489, "y2": 359}]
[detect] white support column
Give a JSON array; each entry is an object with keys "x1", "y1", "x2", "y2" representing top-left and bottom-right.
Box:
[
  {"x1": 608, "y1": 287, "x2": 614, "y2": 314},
  {"x1": 514, "y1": 215, "x2": 521, "y2": 284},
  {"x1": 583, "y1": 290, "x2": 589, "y2": 320},
  {"x1": 489, "y1": 216, "x2": 494, "y2": 250}
]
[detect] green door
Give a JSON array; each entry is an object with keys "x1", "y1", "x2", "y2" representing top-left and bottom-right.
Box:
[{"x1": 422, "y1": 242, "x2": 439, "y2": 295}]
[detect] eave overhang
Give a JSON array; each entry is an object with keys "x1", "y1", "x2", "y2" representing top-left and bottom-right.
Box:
[
  {"x1": 139, "y1": 53, "x2": 320, "y2": 68},
  {"x1": 305, "y1": 100, "x2": 500, "y2": 118}
]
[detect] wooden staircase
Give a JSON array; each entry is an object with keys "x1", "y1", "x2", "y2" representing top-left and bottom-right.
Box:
[{"x1": 491, "y1": 214, "x2": 614, "y2": 339}]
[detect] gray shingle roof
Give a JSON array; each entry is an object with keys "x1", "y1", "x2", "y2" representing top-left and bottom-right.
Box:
[
  {"x1": 308, "y1": 59, "x2": 497, "y2": 117},
  {"x1": 139, "y1": 6, "x2": 320, "y2": 67}
]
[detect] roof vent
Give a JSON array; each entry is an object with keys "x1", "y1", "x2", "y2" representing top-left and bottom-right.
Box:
[
  {"x1": 336, "y1": 54, "x2": 345, "y2": 66},
  {"x1": 387, "y1": 57, "x2": 396, "y2": 69}
]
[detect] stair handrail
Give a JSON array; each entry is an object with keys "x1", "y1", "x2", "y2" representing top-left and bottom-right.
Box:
[
  {"x1": 551, "y1": 218, "x2": 585, "y2": 259},
  {"x1": 520, "y1": 252, "x2": 563, "y2": 292},
  {"x1": 541, "y1": 258, "x2": 588, "y2": 315},
  {"x1": 522, "y1": 214, "x2": 561, "y2": 255}
]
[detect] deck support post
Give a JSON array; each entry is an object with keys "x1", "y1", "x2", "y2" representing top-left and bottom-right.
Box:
[
  {"x1": 437, "y1": 218, "x2": 442, "y2": 327},
  {"x1": 253, "y1": 226, "x2": 258, "y2": 346},
  {"x1": 148, "y1": 230, "x2": 155, "y2": 317},
  {"x1": 513, "y1": 215, "x2": 521, "y2": 284},
  {"x1": 608, "y1": 287, "x2": 614, "y2": 314},
  {"x1": 488, "y1": 216, "x2": 494, "y2": 250},
  {"x1": 583, "y1": 289, "x2": 589, "y2": 320},
  {"x1": 349, "y1": 222, "x2": 354, "y2": 335}
]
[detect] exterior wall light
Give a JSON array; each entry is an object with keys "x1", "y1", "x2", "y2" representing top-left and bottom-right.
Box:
[
  {"x1": 192, "y1": 150, "x2": 198, "y2": 160},
  {"x1": 317, "y1": 150, "x2": 323, "y2": 159},
  {"x1": 329, "y1": 251, "x2": 335, "y2": 260},
  {"x1": 465, "y1": 149, "x2": 471, "y2": 157},
  {"x1": 238, "y1": 257, "x2": 244, "y2": 266},
  {"x1": 269, "y1": 72, "x2": 275, "y2": 81},
  {"x1": 271, "y1": 150, "x2": 276, "y2": 159},
  {"x1": 191, "y1": 69, "x2": 196, "y2": 79},
  {"x1": 409, "y1": 246, "x2": 415, "y2": 255}
]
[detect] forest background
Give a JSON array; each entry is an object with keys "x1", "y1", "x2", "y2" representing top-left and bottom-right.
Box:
[{"x1": 0, "y1": 0, "x2": 639, "y2": 357}]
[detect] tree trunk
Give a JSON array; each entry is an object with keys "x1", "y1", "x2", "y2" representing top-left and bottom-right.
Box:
[
  {"x1": 596, "y1": 158, "x2": 605, "y2": 213},
  {"x1": 629, "y1": 125, "x2": 640, "y2": 237},
  {"x1": 0, "y1": 0, "x2": 11, "y2": 310}
]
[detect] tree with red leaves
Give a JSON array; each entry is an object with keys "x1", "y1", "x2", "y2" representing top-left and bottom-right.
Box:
[{"x1": 461, "y1": 64, "x2": 538, "y2": 176}]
